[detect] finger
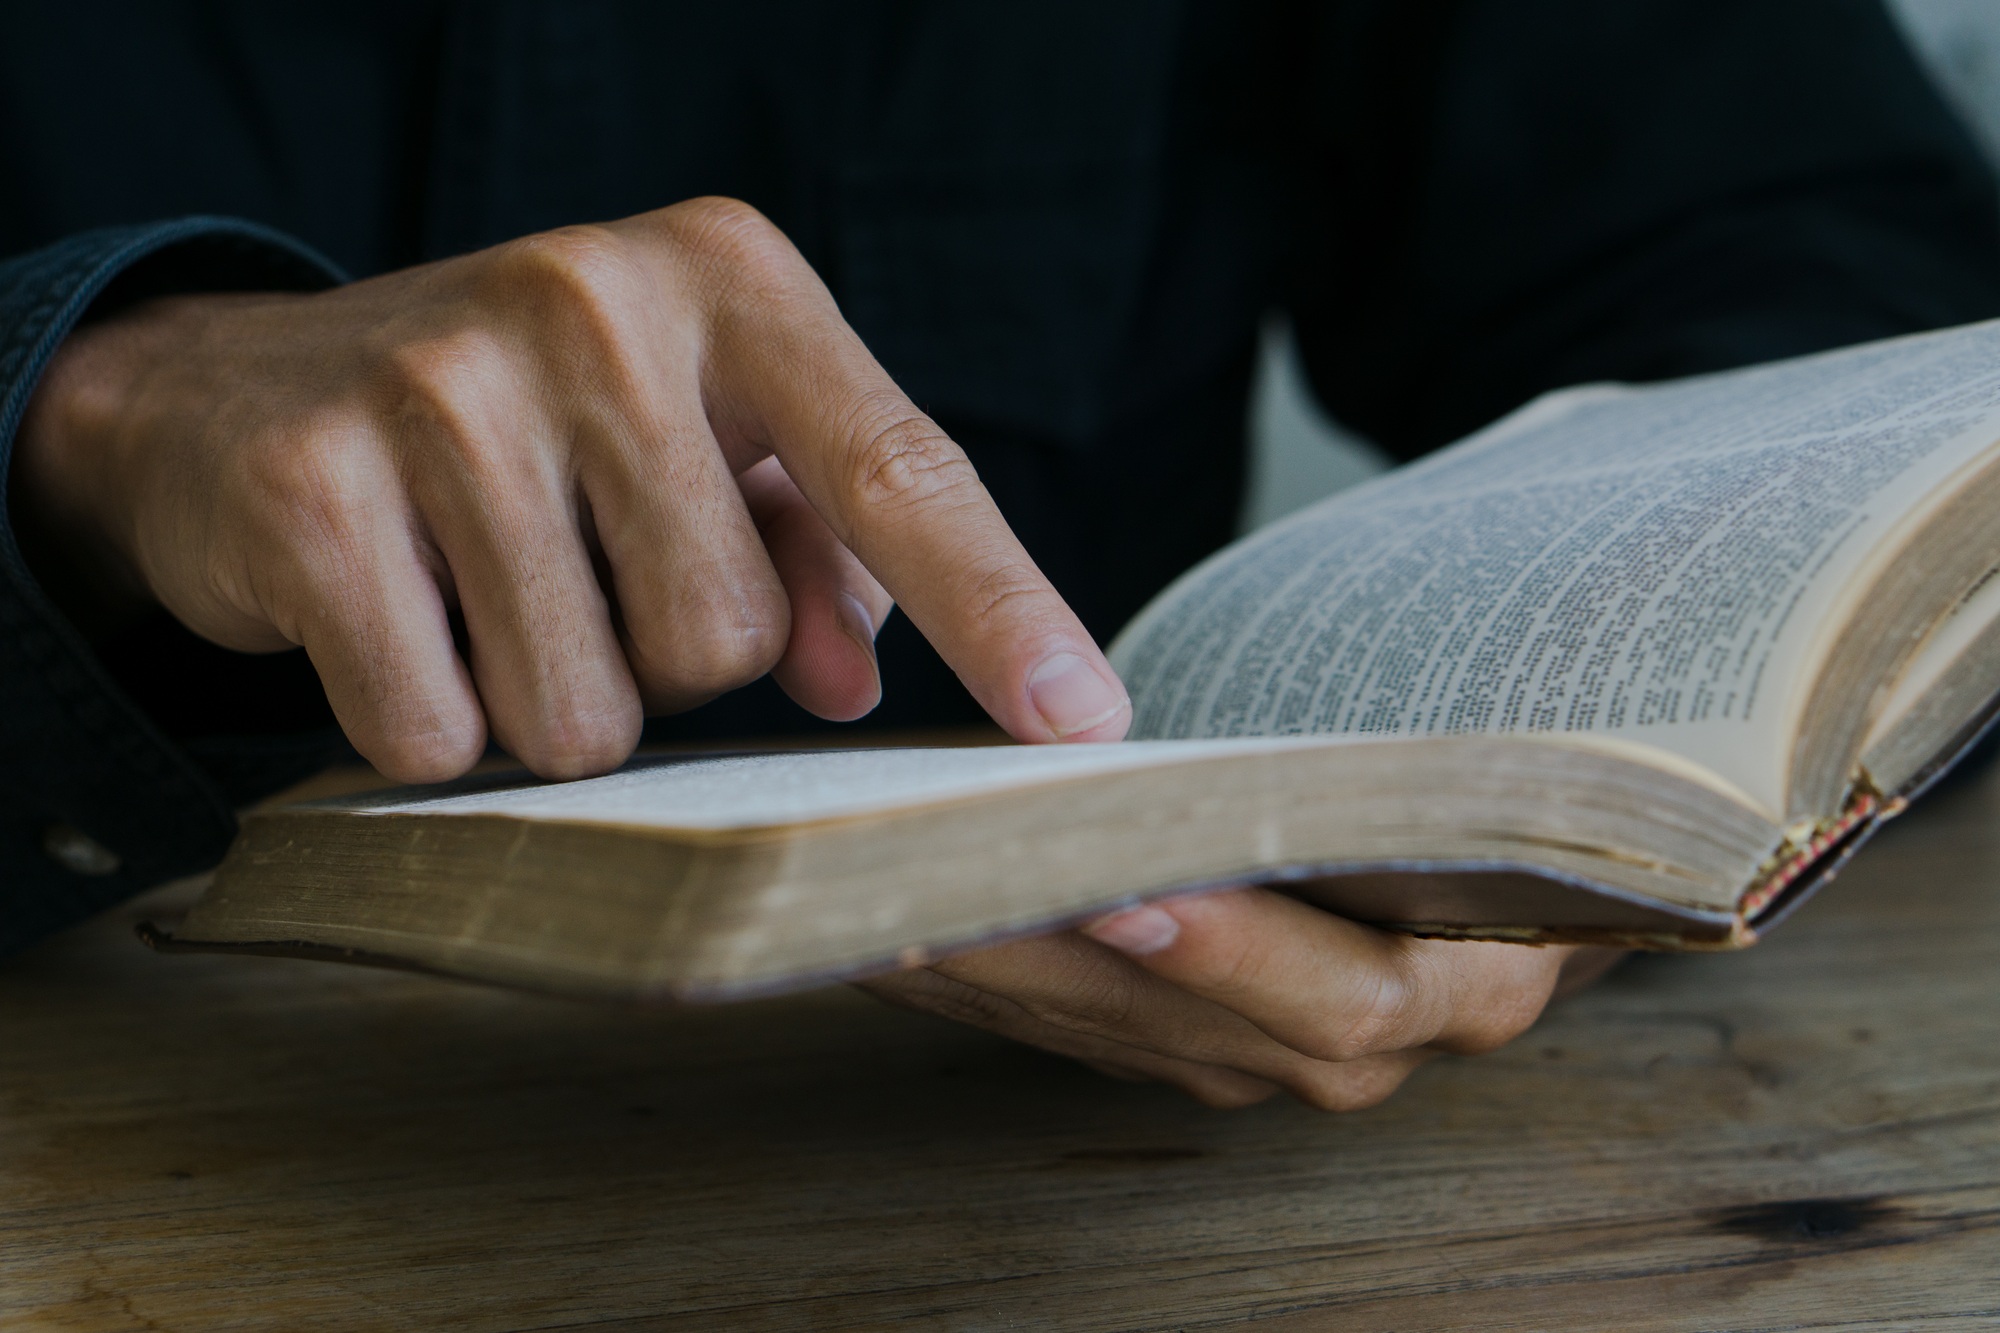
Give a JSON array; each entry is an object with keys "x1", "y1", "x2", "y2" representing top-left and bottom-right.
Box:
[
  {"x1": 573, "y1": 367, "x2": 794, "y2": 716},
  {"x1": 459, "y1": 222, "x2": 790, "y2": 717},
  {"x1": 402, "y1": 378, "x2": 641, "y2": 779},
  {"x1": 1083, "y1": 889, "x2": 1569, "y2": 1062},
  {"x1": 739, "y1": 456, "x2": 892, "y2": 722},
  {"x1": 918, "y1": 930, "x2": 1432, "y2": 1110},
  {"x1": 681, "y1": 203, "x2": 1129, "y2": 744},
  {"x1": 263, "y1": 454, "x2": 488, "y2": 783},
  {"x1": 857, "y1": 967, "x2": 1282, "y2": 1109},
  {"x1": 753, "y1": 373, "x2": 1129, "y2": 744}
]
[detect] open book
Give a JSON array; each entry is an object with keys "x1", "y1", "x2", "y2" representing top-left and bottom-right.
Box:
[{"x1": 155, "y1": 320, "x2": 2000, "y2": 1001}]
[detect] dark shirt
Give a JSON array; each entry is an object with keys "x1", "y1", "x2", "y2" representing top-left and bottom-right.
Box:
[{"x1": 3, "y1": 0, "x2": 1998, "y2": 957}]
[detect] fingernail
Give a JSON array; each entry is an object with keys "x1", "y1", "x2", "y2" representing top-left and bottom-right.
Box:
[
  {"x1": 1026, "y1": 652, "x2": 1129, "y2": 739},
  {"x1": 836, "y1": 592, "x2": 880, "y2": 663},
  {"x1": 1084, "y1": 905, "x2": 1181, "y2": 956}
]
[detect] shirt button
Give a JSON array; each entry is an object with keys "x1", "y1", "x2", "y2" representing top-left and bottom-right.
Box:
[{"x1": 43, "y1": 823, "x2": 122, "y2": 876}]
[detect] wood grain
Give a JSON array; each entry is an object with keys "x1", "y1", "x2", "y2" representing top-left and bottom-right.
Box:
[{"x1": 5, "y1": 765, "x2": 1999, "y2": 1331}]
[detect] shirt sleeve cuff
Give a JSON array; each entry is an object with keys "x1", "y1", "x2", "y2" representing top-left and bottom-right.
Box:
[{"x1": 0, "y1": 218, "x2": 346, "y2": 956}]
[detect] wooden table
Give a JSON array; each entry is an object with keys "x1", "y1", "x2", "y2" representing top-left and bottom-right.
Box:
[{"x1": 5, "y1": 769, "x2": 2000, "y2": 1332}]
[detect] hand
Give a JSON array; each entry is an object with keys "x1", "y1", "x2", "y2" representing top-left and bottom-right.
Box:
[
  {"x1": 861, "y1": 887, "x2": 1624, "y2": 1109},
  {"x1": 13, "y1": 198, "x2": 1131, "y2": 780}
]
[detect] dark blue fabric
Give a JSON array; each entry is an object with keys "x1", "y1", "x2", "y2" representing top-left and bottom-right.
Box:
[
  {"x1": 0, "y1": 220, "x2": 343, "y2": 954},
  {"x1": 3, "y1": 0, "x2": 2000, "y2": 955}
]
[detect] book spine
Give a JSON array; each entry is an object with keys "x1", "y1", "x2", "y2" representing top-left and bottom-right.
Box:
[{"x1": 1739, "y1": 791, "x2": 1882, "y2": 924}]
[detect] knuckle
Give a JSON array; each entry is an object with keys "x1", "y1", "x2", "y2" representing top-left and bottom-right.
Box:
[
  {"x1": 1290, "y1": 1063, "x2": 1410, "y2": 1113},
  {"x1": 342, "y1": 676, "x2": 487, "y2": 787},
  {"x1": 514, "y1": 704, "x2": 639, "y2": 782},
  {"x1": 373, "y1": 726, "x2": 483, "y2": 786},
  {"x1": 238, "y1": 424, "x2": 368, "y2": 547},
  {"x1": 491, "y1": 225, "x2": 638, "y2": 308},
  {"x1": 375, "y1": 334, "x2": 557, "y2": 495},
  {"x1": 385, "y1": 325, "x2": 507, "y2": 387},
  {"x1": 381, "y1": 332, "x2": 505, "y2": 447},
  {"x1": 653, "y1": 628, "x2": 785, "y2": 696},
  {"x1": 842, "y1": 403, "x2": 978, "y2": 513},
  {"x1": 481, "y1": 229, "x2": 652, "y2": 376},
  {"x1": 1016, "y1": 968, "x2": 1142, "y2": 1039},
  {"x1": 1313, "y1": 968, "x2": 1418, "y2": 1064},
  {"x1": 960, "y1": 562, "x2": 1061, "y2": 636},
  {"x1": 660, "y1": 196, "x2": 795, "y2": 280},
  {"x1": 1191, "y1": 923, "x2": 1272, "y2": 1000},
  {"x1": 631, "y1": 596, "x2": 789, "y2": 697}
]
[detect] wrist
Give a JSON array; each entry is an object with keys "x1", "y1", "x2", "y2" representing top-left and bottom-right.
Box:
[{"x1": 11, "y1": 311, "x2": 157, "y2": 639}]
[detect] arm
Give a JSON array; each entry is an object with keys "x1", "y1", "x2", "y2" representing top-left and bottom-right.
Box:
[
  {"x1": 3, "y1": 201, "x2": 1131, "y2": 957},
  {"x1": 0, "y1": 220, "x2": 346, "y2": 955},
  {"x1": 6, "y1": 208, "x2": 1597, "y2": 1115}
]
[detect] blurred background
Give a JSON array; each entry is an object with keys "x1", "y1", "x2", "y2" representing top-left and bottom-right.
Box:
[{"x1": 1241, "y1": 0, "x2": 2000, "y2": 530}]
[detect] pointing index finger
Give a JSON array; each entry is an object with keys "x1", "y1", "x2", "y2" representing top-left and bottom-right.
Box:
[{"x1": 707, "y1": 283, "x2": 1130, "y2": 743}]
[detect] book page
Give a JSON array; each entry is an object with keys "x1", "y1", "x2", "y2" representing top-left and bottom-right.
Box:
[
  {"x1": 331, "y1": 731, "x2": 1750, "y2": 831},
  {"x1": 336, "y1": 739, "x2": 1308, "y2": 830},
  {"x1": 1111, "y1": 321, "x2": 2000, "y2": 817}
]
